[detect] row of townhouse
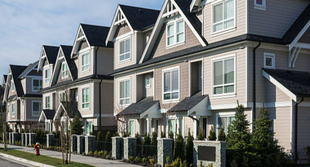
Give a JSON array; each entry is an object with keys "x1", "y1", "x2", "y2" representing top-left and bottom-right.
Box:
[{"x1": 108, "y1": 0, "x2": 310, "y2": 163}]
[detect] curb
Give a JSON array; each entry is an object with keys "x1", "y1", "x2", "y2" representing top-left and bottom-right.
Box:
[{"x1": 0, "y1": 153, "x2": 55, "y2": 167}]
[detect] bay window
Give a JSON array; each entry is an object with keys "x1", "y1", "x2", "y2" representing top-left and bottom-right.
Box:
[
  {"x1": 82, "y1": 87, "x2": 90, "y2": 109},
  {"x1": 119, "y1": 38, "x2": 131, "y2": 61},
  {"x1": 33, "y1": 101, "x2": 42, "y2": 116},
  {"x1": 167, "y1": 20, "x2": 184, "y2": 47},
  {"x1": 119, "y1": 79, "x2": 130, "y2": 105},
  {"x1": 213, "y1": 0, "x2": 235, "y2": 33},
  {"x1": 213, "y1": 55, "x2": 235, "y2": 95},
  {"x1": 82, "y1": 53, "x2": 90, "y2": 71},
  {"x1": 163, "y1": 67, "x2": 179, "y2": 101}
]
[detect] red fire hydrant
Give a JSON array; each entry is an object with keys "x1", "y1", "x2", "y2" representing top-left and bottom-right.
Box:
[{"x1": 34, "y1": 142, "x2": 40, "y2": 156}]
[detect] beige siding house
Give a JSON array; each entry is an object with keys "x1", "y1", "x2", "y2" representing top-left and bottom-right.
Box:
[{"x1": 110, "y1": 0, "x2": 310, "y2": 163}]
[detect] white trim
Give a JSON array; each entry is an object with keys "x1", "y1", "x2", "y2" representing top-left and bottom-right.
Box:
[
  {"x1": 114, "y1": 32, "x2": 133, "y2": 41},
  {"x1": 119, "y1": 77, "x2": 131, "y2": 106},
  {"x1": 215, "y1": 112, "x2": 235, "y2": 137},
  {"x1": 295, "y1": 42, "x2": 310, "y2": 49},
  {"x1": 119, "y1": 37, "x2": 131, "y2": 62},
  {"x1": 262, "y1": 70, "x2": 297, "y2": 102},
  {"x1": 289, "y1": 20, "x2": 310, "y2": 51},
  {"x1": 211, "y1": 0, "x2": 236, "y2": 34},
  {"x1": 71, "y1": 25, "x2": 91, "y2": 58},
  {"x1": 61, "y1": 61, "x2": 69, "y2": 79},
  {"x1": 32, "y1": 100, "x2": 42, "y2": 117},
  {"x1": 263, "y1": 52, "x2": 275, "y2": 69},
  {"x1": 145, "y1": 74, "x2": 151, "y2": 88},
  {"x1": 165, "y1": 18, "x2": 185, "y2": 48},
  {"x1": 254, "y1": 0, "x2": 266, "y2": 10},
  {"x1": 81, "y1": 52, "x2": 90, "y2": 72},
  {"x1": 32, "y1": 78, "x2": 42, "y2": 92},
  {"x1": 45, "y1": 96, "x2": 51, "y2": 110},
  {"x1": 44, "y1": 66, "x2": 51, "y2": 84},
  {"x1": 128, "y1": 119, "x2": 135, "y2": 137},
  {"x1": 162, "y1": 66, "x2": 180, "y2": 103},
  {"x1": 211, "y1": 54, "x2": 236, "y2": 97},
  {"x1": 81, "y1": 86, "x2": 90, "y2": 110},
  {"x1": 11, "y1": 102, "x2": 15, "y2": 118},
  {"x1": 19, "y1": 61, "x2": 39, "y2": 79}
]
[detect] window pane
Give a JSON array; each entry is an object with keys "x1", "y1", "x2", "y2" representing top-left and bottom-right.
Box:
[
  {"x1": 164, "y1": 72, "x2": 171, "y2": 92},
  {"x1": 171, "y1": 70, "x2": 178, "y2": 91},
  {"x1": 164, "y1": 93, "x2": 171, "y2": 100},
  {"x1": 177, "y1": 33, "x2": 184, "y2": 43},
  {"x1": 171, "y1": 92, "x2": 179, "y2": 99},
  {"x1": 256, "y1": 0, "x2": 263, "y2": 5},
  {"x1": 168, "y1": 36, "x2": 174, "y2": 46},
  {"x1": 224, "y1": 0, "x2": 234, "y2": 19},
  {"x1": 177, "y1": 21, "x2": 184, "y2": 33},
  {"x1": 168, "y1": 24, "x2": 174, "y2": 36},
  {"x1": 125, "y1": 81, "x2": 130, "y2": 98},
  {"x1": 125, "y1": 39, "x2": 130, "y2": 52},
  {"x1": 33, "y1": 80, "x2": 39, "y2": 86},
  {"x1": 266, "y1": 57, "x2": 272, "y2": 66},
  {"x1": 33, "y1": 103, "x2": 39, "y2": 111},
  {"x1": 214, "y1": 87, "x2": 223, "y2": 94},
  {"x1": 224, "y1": 58, "x2": 234, "y2": 84},
  {"x1": 214, "y1": 23, "x2": 223, "y2": 32},
  {"x1": 224, "y1": 85, "x2": 234, "y2": 93},
  {"x1": 120, "y1": 82, "x2": 124, "y2": 98},
  {"x1": 214, "y1": 61, "x2": 223, "y2": 85},
  {"x1": 120, "y1": 41, "x2": 124, "y2": 54},
  {"x1": 224, "y1": 19, "x2": 234, "y2": 29},
  {"x1": 214, "y1": 4, "x2": 223, "y2": 23}
]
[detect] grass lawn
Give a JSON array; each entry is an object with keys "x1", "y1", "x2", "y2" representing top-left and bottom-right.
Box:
[{"x1": 0, "y1": 148, "x2": 94, "y2": 167}]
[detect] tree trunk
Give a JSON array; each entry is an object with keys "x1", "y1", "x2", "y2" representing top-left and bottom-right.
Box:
[{"x1": 3, "y1": 123, "x2": 7, "y2": 151}]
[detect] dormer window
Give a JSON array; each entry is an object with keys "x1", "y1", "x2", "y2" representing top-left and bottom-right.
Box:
[
  {"x1": 61, "y1": 62, "x2": 69, "y2": 79},
  {"x1": 212, "y1": 0, "x2": 235, "y2": 33},
  {"x1": 254, "y1": 0, "x2": 266, "y2": 10},
  {"x1": 82, "y1": 52, "x2": 90, "y2": 72},
  {"x1": 45, "y1": 68, "x2": 50, "y2": 83},
  {"x1": 119, "y1": 38, "x2": 131, "y2": 61},
  {"x1": 33, "y1": 79, "x2": 42, "y2": 91},
  {"x1": 11, "y1": 80, "x2": 15, "y2": 92},
  {"x1": 167, "y1": 19, "x2": 185, "y2": 47}
]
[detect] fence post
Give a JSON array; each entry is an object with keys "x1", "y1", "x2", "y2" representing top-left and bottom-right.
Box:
[
  {"x1": 47, "y1": 133, "x2": 55, "y2": 148},
  {"x1": 85, "y1": 135, "x2": 96, "y2": 155},
  {"x1": 158, "y1": 138, "x2": 173, "y2": 166},
  {"x1": 29, "y1": 133, "x2": 36, "y2": 146},
  {"x1": 77, "y1": 135, "x2": 85, "y2": 154},
  {"x1": 112, "y1": 137, "x2": 123, "y2": 160},
  {"x1": 21, "y1": 133, "x2": 25, "y2": 146},
  {"x1": 9, "y1": 132, "x2": 12, "y2": 145},
  {"x1": 25, "y1": 133, "x2": 29, "y2": 146},
  {"x1": 123, "y1": 137, "x2": 137, "y2": 160},
  {"x1": 193, "y1": 141, "x2": 226, "y2": 167},
  {"x1": 12, "y1": 132, "x2": 18, "y2": 145},
  {"x1": 71, "y1": 134, "x2": 77, "y2": 153}
]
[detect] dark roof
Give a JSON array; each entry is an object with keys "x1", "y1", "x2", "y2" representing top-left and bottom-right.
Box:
[
  {"x1": 60, "y1": 45, "x2": 77, "y2": 80},
  {"x1": 119, "y1": 4, "x2": 160, "y2": 31},
  {"x1": 8, "y1": 95, "x2": 17, "y2": 101},
  {"x1": 18, "y1": 61, "x2": 39, "y2": 79},
  {"x1": 111, "y1": 34, "x2": 283, "y2": 75},
  {"x1": 282, "y1": 4, "x2": 310, "y2": 44},
  {"x1": 118, "y1": 97, "x2": 158, "y2": 116},
  {"x1": 10, "y1": 65, "x2": 27, "y2": 97},
  {"x1": 43, "y1": 45, "x2": 59, "y2": 64},
  {"x1": 263, "y1": 69, "x2": 310, "y2": 97},
  {"x1": 22, "y1": 94, "x2": 42, "y2": 98},
  {"x1": 168, "y1": 93, "x2": 207, "y2": 113},
  {"x1": 61, "y1": 101, "x2": 82, "y2": 118},
  {"x1": 80, "y1": 24, "x2": 113, "y2": 48},
  {"x1": 3, "y1": 75, "x2": 7, "y2": 83},
  {"x1": 43, "y1": 110, "x2": 56, "y2": 120}
]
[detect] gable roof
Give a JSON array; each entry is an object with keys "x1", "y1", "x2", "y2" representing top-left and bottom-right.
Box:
[
  {"x1": 80, "y1": 24, "x2": 113, "y2": 47},
  {"x1": 18, "y1": 61, "x2": 39, "y2": 79},
  {"x1": 44, "y1": 46, "x2": 60, "y2": 64},
  {"x1": 168, "y1": 93, "x2": 207, "y2": 113},
  {"x1": 9, "y1": 65, "x2": 27, "y2": 97},
  {"x1": 118, "y1": 97, "x2": 159, "y2": 116}
]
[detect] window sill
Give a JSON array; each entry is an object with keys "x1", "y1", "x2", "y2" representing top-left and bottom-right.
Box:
[
  {"x1": 81, "y1": 69, "x2": 90, "y2": 73},
  {"x1": 254, "y1": 6, "x2": 266, "y2": 11},
  {"x1": 162, "y1": 99, "x2": 180, "y2": 104},
  {"x1": 145, "y1": 85, "x2": 151, "y2": 89},
  {"x1": 212, "y1": 27, "x2": 236, "y2": 37},
  {"x1": 119, "y1": 59, "x2": 132, "y2": 64},
  {"x1": 166, "y1": 42, "x2": 185, "y2": 50},
  {"x1": 211, "y1": 93, "x2": 236, "y2": 99},
  {"x1": 263, "y1": 66, "x2": 275, "y2": 69}
]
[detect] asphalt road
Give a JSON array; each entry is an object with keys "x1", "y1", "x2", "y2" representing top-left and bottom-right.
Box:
[{"x1": 0, "y1": 156, "x2": 28, "y2": 167}]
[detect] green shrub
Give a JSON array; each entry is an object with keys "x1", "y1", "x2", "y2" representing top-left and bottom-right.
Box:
[
  {"x1": 161, "y1": 131, "x2": 166, "y2": 138},
  {"x1": 128, "y1": 156, "x2": 134, "y2": 163},
  {"x1": 175, "y1": 129, "x2": 185, "y2": 160},
  {"x1": 149, "y1": 159, "x2": 155, "y2": 165},
  {"x1": 135, "y1": 132, "x2": 142, "y2": 144},
  {"x1": 186, "y1": 128, "x2": 194, "y2": 165},
  {"x1": 142, "y1": 157, "x2": 148, "y2": 164},
  {"x1": 168, "y1": 131, "x2": 174, "y2": 139},
  {"x1": 208, "y1": 126, "x2": 216, "y2": 141},
  {"x1": 88, "y1": 151, "x2": 93, "y2": 156},
  {"x1": 103, "y1": 151, "x2": 108, "y2": 158},
  {"x1": 217, "y1": 127, "x2": 226, "y2": 141},
  {"x1": 97, "y1": 131, "x2": 103, "y2": 141},
  {"x1": 135, "y1": 156, "x2": 141, "y2": 163},
  {"x1": 305, "y1": 146, "x2": 310, "y2": 163},
  {"x1": 151, "y1": 131, "x2": 157, "y2": 145},
  {"x1": 197, "y1": 127, "x2": 204, "y2": 140},
  {"x1": 143, "y1": 133, "x2": 151, "y2": 145},
  {"x1": 93, "y1": 150, "x2": 98, "y2": 157}
]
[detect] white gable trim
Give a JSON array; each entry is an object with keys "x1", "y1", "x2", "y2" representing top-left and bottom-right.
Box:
[
  {"x1": 71, "y1": 25, "x2": 91, "y2": 58},
  {"x1": 262, "y1": 70, "x2": 297, "y2": 102},
  {"x1": 139, "y1": 0, "x2": 206, "y2": 64},
  {"x1": 19, "y1": 61, "x2": 39, "y2": 79},
  {"x1": 105, "y1": 5, "x2": 134, "y2": 45},
  {"x1": 38, "y1": 47, "x2": 48, "y2": 71},
  {"x1": 53, "y1": 102, "x2": 67, "y2": 121},
  {"x1": 289, "y1": 20, "x2": 310, "y2": 51},
  {"x1": 38, "y1": 111, "x2": 47, "y2": 122}
]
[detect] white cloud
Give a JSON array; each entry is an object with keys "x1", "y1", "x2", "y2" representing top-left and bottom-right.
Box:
[{"x1": 0, "y1": 0, "x2": 163, "y2": 78}]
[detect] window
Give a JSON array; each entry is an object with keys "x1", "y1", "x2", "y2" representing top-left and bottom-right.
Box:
[
  {"x1": 213, "y1": 55, "x2": 235, "y2": 95},
  {"x1": 60, "y1": 92, "x2": 66, "y2": 102},
  {"x1": 61, "y1": 62, "x2": 69, "y2": 79},
  {"x1": 254, "y1": 0, "x2": 266, "y2": 10},
  {"x1": 119, "y1": 79, "x2": 130, "y2": 105},
  {"x1": 167, "y1": 20, "x2": 185, "y2": 47},
  {"x1": 217, "y1": 114, "x2": 235, "y2": 135},
  {"x1": 213, "y1": 0, "x2": 235, "y2": 33},
  {"x1": 86, "y1": 121, "x2": 93, "y2": 135},
  {"x1": 81, "y1": 53, "x2": 90, "y2": 72},
  {"x1": 33, "y1": 79, "x2": 42, "y2": 91},
  {"x1": 11, "y1": 80, "x2": 15, "y2": 92},
  {"x1": 264, "y1": 53, "x2": 275, "y2": 69},
  {"x1": 145, "y1": 75, "x2": 151, "y2": 88},
  {"x1": 82, "y1": 88, "x2": 90, "y2": 109},
  {"x1": 163, "y1": 67, "x2": 179, "y2": 101},
  {"x1": 45, "y1": 96, "x2": 50, "y2": 109},
  {"x1": 119, "y1": 38, "x2": 131, "y2": 61},
  {"x1": 168, "y1": 119, "x2": 177, "y2": 136},
  {"x1": 12, "y1": 103, "x2": 15, "y2": 117},
  {"x1": 33, "y1": 101, "x2": 42, "y2": 116},
  {"x1": 45, "y1": 68, "x2": 50, "y2": 83},
  {"x1": 129, "y1": 120, "x2": 135, "y2": 137}
]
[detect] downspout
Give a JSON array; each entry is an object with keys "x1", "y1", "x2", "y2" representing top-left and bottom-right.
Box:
[
  {"x1": 188, "y1": 115, "x2": 199, "y2": 138},
  {"x1": 294, "y1": 97, "x2": 304, "y2": 163},
  {"x1": 94, "y1": 47, "x2": 103, "y2": 127},
  {"x1": 252, "y1": 42, "x2": 261, "y2": 124}
]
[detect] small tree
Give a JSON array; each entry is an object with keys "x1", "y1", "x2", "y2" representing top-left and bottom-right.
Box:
[
  {"x1": 185, "y1": 128, "x2": 194, "y2": 165},
  {"x1": 135, "y1": 132, "x2": 142, "y2": 144},
  {"x1": 143, "y1": 133, "x2": 151, "y2": 145},
  {"x1": 207, "y1": 126, "x2": 216, "y2": 141},
  {"x1": 168, "y1": 131, "x2": 174, "y2": 139},
  {"x1": 151, "y1": 131, "x2": 157, "y2": 145},
  {"x1": 104, "y1": 131, "x2": 112, "y2": 152},
  {"x1": 97, "y1": 131, "x2": 103, "y2": 141},
  {"x1": 197, "y1": 127, "x2": 204, "y2": 140},
  {"x1": 175, "y1": 129, "x2": 185, "y2": 160},
  {"x1": 218, "y1": 127, "x2": 226, "y2": 141},
  {"x1": 71, "y1": 114, "x2": 83, "y2": 135}
]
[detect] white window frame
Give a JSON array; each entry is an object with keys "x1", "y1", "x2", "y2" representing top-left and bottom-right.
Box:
[
  {"x1": 11, "y1": 103, "x2": 15, "y2": 117},
  {"x1": 119, "y1": 37, "x2": 131, "y2": 62},
  {"x1": 215, "y1": 112, "x2": 235, "y2": 137},
  {"x1": 166, "y1": 19, "x2": 185, "y2": 48},
  {"x1": 11, "y1": 80, "x2": 15, "y2": 92},
  {"x1": 45, "y1": 96, "x2": 50, "y2": 109},
  {"x1": 254, "y1": 0, "x2": 266, "y2": 10},
  {"x1": 119, "y1": 78, "x2": 131, "y2": 106},
  {"x1": 162, "y1": 66, "x2": 180, "y2": 103},
  {"x1": 145, "y1": 75, "x2": 151, "y2": 88},
  {"x1": 264, "y1": 52, "x2": 275, "y2": 69},
  {"x1": 32, "y1": 101, "x2": 42, "y2": 117},
  {"x1": 44, "y1": 67, "x2": 51, "y2": 83},
  {"x1": 81, "y1": 52, "x2": 90, "y2": 72},
  {"x1": 211, "y1": 54, "x2": 236, "y2": 97},
  {"x1": 128, "y1": 120, "x2": 135, "y2": 137},
  {"x1": 59, "y1": 91, "x2": 67, "y2": 102},
  {"x1": 61, "y1": 61, "x2": 69, "y2": 79},
  {"x1": 212, "y1": 0, "x2": 236, "y2": 34},
  {"x1": 32, "y1": 79, "x2": 42, "y2": 92},
  {"x1": 82, "y1": 87, "x2": 90, "y2": 109}
]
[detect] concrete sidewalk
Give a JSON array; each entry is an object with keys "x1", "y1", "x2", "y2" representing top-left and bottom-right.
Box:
[{"x1": 0, "y1": 144, "x2": 140, "y2": 167}]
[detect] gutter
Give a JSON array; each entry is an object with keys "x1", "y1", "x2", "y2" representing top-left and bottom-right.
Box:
[
  {"x1": 252, "y1": 42, "x2": 261, "y2": 124},
  {"x1": 294, "y1": 97, "x2": 304, "y2": 163}
]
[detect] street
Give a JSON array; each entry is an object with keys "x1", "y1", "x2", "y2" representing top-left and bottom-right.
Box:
[{"x1": 0, "y1": 156, "x2": 28, "y2": 167}]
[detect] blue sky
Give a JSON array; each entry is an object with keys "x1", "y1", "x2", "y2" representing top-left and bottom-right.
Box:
[{"x1": 0, "y1": 0, "x2": 163, "y2": 80}]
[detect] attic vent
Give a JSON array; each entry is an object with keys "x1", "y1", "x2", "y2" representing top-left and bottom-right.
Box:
[
  {"x1": 78, "y1": 29, "x2": 84, "y2": 38},
  {"x1": 115, "y1": 10, "x2": 126, "y2": 25}
]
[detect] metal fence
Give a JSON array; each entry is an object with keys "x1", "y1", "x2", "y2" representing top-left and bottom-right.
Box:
[
  {"x1": 136, "y1": 144, "x2": 157, "y2": 159},
  {"x1": 36, "y1": 137, "x2": 46, "y2": 146},
  {"x1": 55, "y1": 138, "x2": 62, "y2": 147},
  {"x1": 94, "y1": 141, "x2": 112, "y2": 152}
]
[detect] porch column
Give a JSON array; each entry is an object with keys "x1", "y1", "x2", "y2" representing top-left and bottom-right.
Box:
[
  {"x1": 193, "y1": 116, "x2": 200, "y2": 139},
  {"x1": 165, "y1": 117, "x2": 169, "y2": 137},
  {"x1": 177, "y1": 116, "x2": 182, "y2": 135},
  {"x1": 146, "y1": 118, "x2": 152, "y2": 135}
]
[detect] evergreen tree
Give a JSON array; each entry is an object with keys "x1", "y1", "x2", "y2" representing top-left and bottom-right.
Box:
[
  {"x1": 175, "y1": 129, "x2": 185, "y2": 160},
  {"x1": 151, "y1": 131, "x2": 157, "y2": 145},
  {"x1": 185, "y1": 128, "x2": 194, "y2": 165},
  {"x1": 143, "y1": 133, "x2": 151, "y2": 145},
  {"x1": 226, "y1": 102, "x2": 252, "y2": 167},
  {"x1": 168, "y1": 131, "x2": 174, "y2": 139},
  {"x1": 104, "y1": 131, "x2": 112, "y2": 151},
  {"x1": 197, "y1": 127, "x2": 204, "y2": 140},
  {"x1": 218, "y1": 127, "x2": 226, "y2": 141},
  {"x1": 71, "y1": 114, "x2": 83, "y2": 135},
  {"x1": 105, "y1": 131, "x2": 112, "y2": 142},
  {"x1": 251, "y1": 107, "x2": 281, "y2": 166},
  {"x1": 207, "y1": 126, "x2": 216, "y2": 141},
  {"x1": 97, "y1": 131, "x2": 103, "y2": 141},
  {"x1": 135, "y1": 132, "x2": 142, "y2": 144}
]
